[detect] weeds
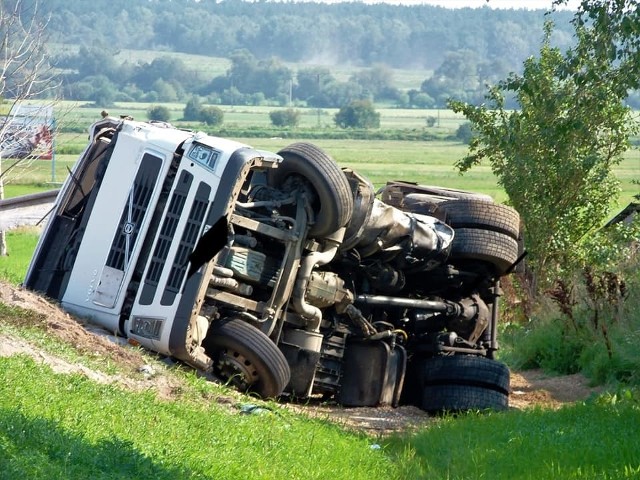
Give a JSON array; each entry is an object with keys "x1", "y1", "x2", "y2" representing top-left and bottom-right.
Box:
[{"x1": 501, "y1": 216, "x2": 640, "y2": 385}]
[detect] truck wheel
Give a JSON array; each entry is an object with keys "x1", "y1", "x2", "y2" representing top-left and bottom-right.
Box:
[
  {"x1": 420, "y1": 355, "x2": 510, "y2": 412},
  {"x1": 422, "y1": 384, "x2": 509, "y2": 412},
  {"x1": 204, "y1": 319, "x2": 291, "y2": 399},
  {"x1": 450, "y1": 228, "x2": 519, "y2": 275},
  {"x1": 272, "y1": 142, "x2": 354, "y2": 238},
  {"x1": 436, "y1": 199, "x2": 521, "y2": 240},
  {"x1": 422, "y1": 355, "x2": 510, "y2": 393}
]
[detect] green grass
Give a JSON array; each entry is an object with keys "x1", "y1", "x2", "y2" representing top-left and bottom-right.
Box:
[
  {"x1": 0, "y1": 356, "x2": 402, "y2": 480},
  {"x1": 0, "y1": 229, "x2": 40, "y2": 284},
  {"x1": 387, "y1": 392, "x2": 640, "y2": 479},
  {"x1": 1, "y1": 349, "x2": 639, "y2": 480}
]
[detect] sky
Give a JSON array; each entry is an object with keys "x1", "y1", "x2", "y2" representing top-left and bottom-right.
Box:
[{"x1": 365, "y1": 0, "x2": 580, "y2": 9}]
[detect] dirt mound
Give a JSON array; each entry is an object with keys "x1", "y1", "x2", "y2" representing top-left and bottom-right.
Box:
[{"x1": 0, "y1": 282, "x2": 144, "y2": 369}]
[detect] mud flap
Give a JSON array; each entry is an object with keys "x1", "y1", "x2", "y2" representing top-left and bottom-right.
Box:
[{"x1": 337, "y1": 340, "x2": 406, "y2": 407}]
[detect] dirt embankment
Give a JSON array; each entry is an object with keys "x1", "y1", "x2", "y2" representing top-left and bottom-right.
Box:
[{"x1": 0, "y1": 281, "x2": 604, "y2": 435}]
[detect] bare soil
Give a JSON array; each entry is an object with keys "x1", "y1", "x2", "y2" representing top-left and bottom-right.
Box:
[{"x1": 0, "y1": 281, "x2": 604, "y2": 435}]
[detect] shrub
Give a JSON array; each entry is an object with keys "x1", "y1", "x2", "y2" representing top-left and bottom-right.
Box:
[
  {"x1": 455, "y1": 121, "x2": 474, "y2": 144},
  {"x1": 269, "y1": 108, "x2": 300, "y2": 127},
  {"x1": 199, "y1": 106, "x2": 224, "y2": 126},
  {"x1": 147, "y1": 105, "x2": 171, "y2": 122},
  {"x1": 334, "y1": 100, "x2": 380, "y2": 129},
  {"x1": 183, "y1": 97, "x2": 203, "y2": 121}
]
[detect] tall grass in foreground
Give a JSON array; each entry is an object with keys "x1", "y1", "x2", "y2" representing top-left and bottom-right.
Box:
[
  {"x1": 387, "y1": 391, "x2": 640, "y2": 479},
  {"x1": 0, "y1": 356, "x2": 402, "y2": 480},
  {"x1": 2, "y1": 355, "x2": 639, "y2": 480}
]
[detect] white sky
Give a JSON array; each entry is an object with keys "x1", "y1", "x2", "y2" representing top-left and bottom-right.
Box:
[{"x1": 367, "y1": 0, "x2": 580, "y2": 9}]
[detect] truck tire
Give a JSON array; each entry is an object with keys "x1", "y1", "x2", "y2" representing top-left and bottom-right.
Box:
[
  {"x1": 204, "y1": 318, "x2": 291, "y2": 399},
  {"x1": 422, "y1": 355, "x2": 510, "y2": 393},
  {"x1": 450, "y1": 228, "x2": 519, "y2": 275},
  {"x1": 420, "y1": 355, "x2": 510, "y2": 412},
  {"x1": 436, "y1": 200, "x2": 521, "y2": 240},
  {"x1": 422, "y1": 384, "x2": 509, "y2": 412},
  {"x1": 273, "y1": 142, "x2": 354, "y2": 238}
]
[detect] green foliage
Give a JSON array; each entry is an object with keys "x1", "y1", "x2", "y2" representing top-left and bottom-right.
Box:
[
  {"x1": 450, "y1": 19, "x2": 638, "y2": 289},
  {"x1": 388, "y1": 392, "x2": 640, "y2": 479},
  {"x1": 0, "y1": 356, "x2": 400, "y2": 480},
  {"x1": 502, "y1": 246, "x2": 640, "y2": 385},
  {"x1": 269, "y1": 108, "x2": 300, "y2": 127},
  {"x1": 334, "y1": 100, "x2": 380, "y2": 129},
  {"x1": 199, "y1": 106, "x2": 224, "y2": 126},
  {"x1": 501, "y1": 315, "x2": 586, "y2": 374},
  {"x1": 182, "y1": 96, "x2": 202, "y2": 121},
  {"x1": 182, "y1": 98, "x2": 223, "y2": 126},
  {"x1": 146, "y1": 105, "x2": 171, "y2": 122},
  {"x1": 455, "y1": 121, "x2": 473, "y2": 144}
]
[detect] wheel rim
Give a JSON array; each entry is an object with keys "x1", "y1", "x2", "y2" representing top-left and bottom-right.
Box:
[
  {"x1": 216, "y1": 347, "x2": 259, "y2": 391},
  {"x1": 204, "y1": 318, "x2": 291, "y2": 398}
]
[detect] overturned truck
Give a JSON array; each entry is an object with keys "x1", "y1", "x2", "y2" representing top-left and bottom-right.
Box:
[{"x1": 25, "y1": 117, "x2": 522, "y2": 412}]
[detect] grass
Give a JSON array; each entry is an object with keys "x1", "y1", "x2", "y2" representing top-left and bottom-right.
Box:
[
  {"x1": 0, "y1": 229, "x2": 40, "y2": 284},
  {"x1": 387, "y1": 392, "x2": 640, "y2": 479},
  {"x1": 1, "y1": 295, "x2": 639, "y2": 480},
  {"x1": 0, "y1": 356, "x2": 403, "y2": 480}
]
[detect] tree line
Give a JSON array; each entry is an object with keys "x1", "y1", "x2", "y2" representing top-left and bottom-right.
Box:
[
  {"x1": 39, "y1": 0, "x2": 575, "y2": 70},
  {"x1": 29, "y1": 0, "x2": 602, "y2": 109}
]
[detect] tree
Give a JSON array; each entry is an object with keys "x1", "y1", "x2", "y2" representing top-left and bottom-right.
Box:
[
  {"x1": 0, "y1": 1, "x2": 59, "y2": 256},
  {"x1": 455, "y1": 122, "x2": 473, "y2": 144},
  {"x1": 183, "y1": 96, "x2": 203, "y2": 121},
  {"x1": 350, "y1": 64, "x2": 396, "y2": 100},
  {"x1": 269, "y1": 108, "x2": 300, "y2": 127},
  {"x1": 334, "y1": 99, "x2": 380, "y2": 129},
  {"x1": 449, "y1": 12, "x2": 638, "y2": 292},
  {"x1": 199, "y1": 106, "x2": 223, "y2": 126},
  {"x1": 147, "y1": 105, "x2": 171, "y2": 122}
]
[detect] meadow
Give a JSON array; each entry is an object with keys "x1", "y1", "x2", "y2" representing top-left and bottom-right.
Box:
[{"x1": 4, "y1": 103, "x2": 638, "y2": 209}]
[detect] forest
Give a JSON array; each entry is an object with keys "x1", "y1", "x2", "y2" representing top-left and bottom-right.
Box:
[{"x1": 32, "y1": 1, "x2": 590, "y2": 108}]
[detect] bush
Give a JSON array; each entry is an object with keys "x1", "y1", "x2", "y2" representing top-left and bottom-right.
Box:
[
  {"x1": 147, "y1": 105, "x2": 171, "y2": 122},
  {"x1": 183, "y1": 97, "x2": 203, "y2": 121},
  {"x1": 501, "y1": 239, "x2": 640, "y2": 386},
  {"x1": 455, "y1": 121, "x2": 474, "y2": 144},
  {"x1": 269, "y1": 108, "x2": 300, "y2": 127},
  {"x1": 334, "y1": 100, "x2": 380, "y2": 129},
  {"x1": 199, "y1": 106, "x2": 224, "y2": 126}
]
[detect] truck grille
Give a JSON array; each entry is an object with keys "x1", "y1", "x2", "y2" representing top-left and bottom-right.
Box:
[
  {"x1": 160, "y1": 181, "x2": 211, "y2": 305},
  {"x1": 106, "y1": 154, "x2": 161, "y2": 272},
  {"x1": 140, "y1": 171, "x2": 193, "y2": 304}
]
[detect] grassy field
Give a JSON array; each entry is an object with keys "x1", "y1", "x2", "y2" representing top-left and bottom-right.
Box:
[
  {"x1": 4, "y1": 134, "x2": 638, "y2": 208},
  {"x1": 44, "y1": 101, "x2": 462, "y2": 130}
]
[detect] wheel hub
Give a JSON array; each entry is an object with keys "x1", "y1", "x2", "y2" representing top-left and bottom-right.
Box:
[{"x1": 215, "y1": 348, "x2": 259, "y2": 391}]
